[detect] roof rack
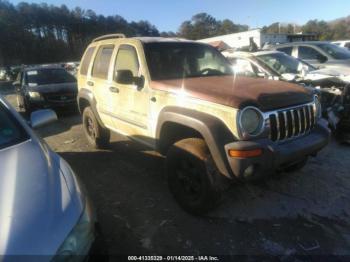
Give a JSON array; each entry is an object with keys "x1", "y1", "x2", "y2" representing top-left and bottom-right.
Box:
[{"x1": 92, "y1": 33, "x2": 126, "y2": 42}]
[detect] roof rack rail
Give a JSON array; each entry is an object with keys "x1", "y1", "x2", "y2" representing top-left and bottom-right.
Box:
[{"x1": 92, "y1": 33, "x2": 126, "y2": 42}]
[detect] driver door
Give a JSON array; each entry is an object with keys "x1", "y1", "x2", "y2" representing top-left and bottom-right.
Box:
[{"x1": 110, "y1": 44, "x2": 150, "y2": 139}]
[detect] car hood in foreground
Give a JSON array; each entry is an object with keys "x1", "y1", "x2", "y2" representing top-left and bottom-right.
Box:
[
  {"x1": 0, "y1": 140, "x2": 82, "y2": 256},
  {"x1": 151, "y1": 75, "x2": 313, "y2": 111},
  {"x1": 27, "y1": 82, "x2": 77, "y2": 94}
]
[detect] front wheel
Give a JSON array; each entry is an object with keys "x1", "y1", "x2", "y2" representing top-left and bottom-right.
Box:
[
  {"x1": 166, "y1": 138, "x2": 228, "y2": 215},
  {"x1": 82, "y1": 106, "x2": 110, "y2": 149}
]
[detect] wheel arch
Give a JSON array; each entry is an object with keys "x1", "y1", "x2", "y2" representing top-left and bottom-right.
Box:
[
  {"x1": 156, "y1": 106, "x2": 236, "y2": 178},
  {"x1": 78, "y1": 88, "x2": 106, "y2": 128}
]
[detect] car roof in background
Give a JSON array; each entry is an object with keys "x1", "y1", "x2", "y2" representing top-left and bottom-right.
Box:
[
  {"x1": 224, "y1": 50, "x2": 282, "y2": 58},
  {"x1": 274, "y1": 41, "x2": 333, "y2": 47},
  {"x1": 133, "y1": 36, "x2": 197, "y2": 44},
  {"x1": 23, "y1": 65, "x2": 64, "y2": 72}
]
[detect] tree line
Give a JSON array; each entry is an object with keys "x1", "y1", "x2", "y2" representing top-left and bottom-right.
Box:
[
  {"x1": 0, "y1": 1, "x2": 160, "y2": 66},
  {"x1": 0, "y1": 0, "x2": 349, "y2": 66},
  {"x1": 262, "y1": 18, "x2": 350, "y2": 41}
]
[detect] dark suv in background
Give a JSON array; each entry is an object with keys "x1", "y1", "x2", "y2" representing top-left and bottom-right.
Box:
[{"x1": 14, "y1": 66, "x2": 78, "y2": 113}]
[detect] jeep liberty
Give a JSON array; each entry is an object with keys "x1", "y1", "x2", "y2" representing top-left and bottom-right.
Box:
[{"x1": 77, "y1": 34, "x2": 330, "y2": 214}]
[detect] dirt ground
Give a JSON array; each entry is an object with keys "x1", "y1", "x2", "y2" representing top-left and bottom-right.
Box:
[{"x1": 2, "y1": 81, "x2": 350, "y2": 258}]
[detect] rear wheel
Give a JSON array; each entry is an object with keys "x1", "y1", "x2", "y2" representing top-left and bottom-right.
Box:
[
  {"x1": 166, "y1": 138, "x2": 228, "y2": 215},
  {"x1": 83, "y1": 106, "x2": 110, "y2": 149}
]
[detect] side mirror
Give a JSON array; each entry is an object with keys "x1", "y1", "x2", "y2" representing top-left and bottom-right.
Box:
[
  {"x1": 116, "y1": 70, "x2": 145, "y2": 90},
  {"x1": 316, "y1": 54, "x2": 327, "y2": 63},
  {"x1": 116, "y1": 70, "x2": 134, "y2": 85},
  {"x1": 30, "y1": 109, "x2": 57, "y2": 129},
  {"x1": 134, "y1": 75, "x2": 145, "y2": 90}
]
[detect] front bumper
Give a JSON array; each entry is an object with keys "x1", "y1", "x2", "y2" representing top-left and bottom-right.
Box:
[
  {"x1": 26, "y1": 93, "x2": 78, "y2": 111},
  {"x1": 29, "y1": 100, "x2": 78, "y2": 110},
  {"x1": 225, "y1": 120, "x2": 331, "y2": 180}
]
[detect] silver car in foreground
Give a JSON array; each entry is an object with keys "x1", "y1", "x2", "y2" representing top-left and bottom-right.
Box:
[{"x1": 0, "y1": 96, "x2": 99, "y2": 260}]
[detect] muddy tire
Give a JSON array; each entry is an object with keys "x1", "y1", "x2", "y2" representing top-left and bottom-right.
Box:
[
  {"x1": 166, "y1": 138, "x2": 228, "y2": 215},
  {"x1": 83, "y1": 106, "x2": 110, "y2": 149},
  {"x1": 284, "y1": 157, "x2": 308, "y2": 172}
]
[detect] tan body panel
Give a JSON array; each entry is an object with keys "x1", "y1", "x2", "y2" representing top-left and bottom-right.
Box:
[{"x1": 77, "y1": 37, "x2": 313, "y2": 149}]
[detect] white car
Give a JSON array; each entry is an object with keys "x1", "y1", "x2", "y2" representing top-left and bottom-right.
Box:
[{"x1": 332, "y1": 40, "x2": 350, "y2": 50}]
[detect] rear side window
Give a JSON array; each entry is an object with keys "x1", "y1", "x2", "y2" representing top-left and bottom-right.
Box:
[
  {"x1": 277, "y1": 46, "x2": 293, "y2": 56},
  {"x1": 114, "y1": 45, "x2": 140, "y2": 79},
  {"x1": 92, "y1": 45, "x2": 114, "y2": 79},
  {"x1": 80, "y1": 47, "x2": 95, "y2": 75},
  {"x1": 298, "y1": 46, "x2": 321, "y2": 60}
]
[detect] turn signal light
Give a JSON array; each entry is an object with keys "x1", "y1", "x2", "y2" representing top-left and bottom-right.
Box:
[{"x1": 228, "y1": 149, "x2": 262, "y2": 158}]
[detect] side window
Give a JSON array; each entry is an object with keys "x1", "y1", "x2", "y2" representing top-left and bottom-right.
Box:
[
  {"x1": 277, "y1": 46, "x2": 293, "y2": 56},
  {"x1": 80, "y1": 47, "x2": 95, "y2": 75},
  {"x1": 345, "y1": 42, "x2": 350, "y2": 49},
  {"x1": 298, "y1": 46, "x2": 321, "y2": 60},
  {"x1": 114, "y1": 45, "x2": 140, "y2": 80},
  {"x1": 92, "y1": 45, "x2": 114, "y2": 79}
]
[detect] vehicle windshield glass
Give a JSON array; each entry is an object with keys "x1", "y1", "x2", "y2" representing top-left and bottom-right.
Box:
[
  {"x1": 315, "y1": 43, "x2": 350, "y2": 59},
  {"x1": 144, "y1": 42, "x2": 233, "y2": 80},
  {"x1": 0, "y1": 102, "x2": 29, "y2": 150},
  {"x1": 25, "y1": 68, "x2": 76, "y2": 86},
  {"x1": 256, "y1": 52, "x2": 316, "y2": 75}
]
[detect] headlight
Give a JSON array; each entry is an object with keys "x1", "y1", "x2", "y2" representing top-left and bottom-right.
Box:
[
  {"x1": 238, "y1": 106, "x2": 265, "y2": 137},
  {"x1": 54, "y1": 199, "x2": 95, "y2": 260},
  {"x1": 28, "y1": 91, "x2": 44, "y2": 101},
  {"x1": 314, "y1": 96, "x2": 322, "y2": 119}
]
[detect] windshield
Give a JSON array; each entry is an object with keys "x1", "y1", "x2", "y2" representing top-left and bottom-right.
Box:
[
  {"x1": 25, "y1": 68, "x2": 76, "y2": 86},
  {"x1": 256, "y1": 52, "x2": 316, "y2": 76},
  {"x1": 144, "y1": 42, "x2": 233, "y2": 80},
  {"x1": 0, "y1": 102, "x2": 29, "y2": 150},
  {"x1": 315, "y1": 43, "x2": 350, "y2": 59}
]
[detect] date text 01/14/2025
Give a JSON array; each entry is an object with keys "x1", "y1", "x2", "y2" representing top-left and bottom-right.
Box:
[{"x1": 127, "y1": 256, "x2": 219, "y2": 261}]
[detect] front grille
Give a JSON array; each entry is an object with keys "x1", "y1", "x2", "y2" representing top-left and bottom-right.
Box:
[
  {"x1": 269, "y1": 103, "x2": 315, "y2": 142},
  {"x1": 44, "y1": 93, "x2": 76, "y2": 103}
]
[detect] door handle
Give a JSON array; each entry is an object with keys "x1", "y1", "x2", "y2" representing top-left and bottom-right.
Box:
[
  {"x1": 150, "y1": 97, "x2": 156, "y2": 102},
  {"x1": 87, "y1": 81, "x2": 94, "y2": 87},
  {"x1": 109, "y1": 86, "x2": 119, "y2": 93}
]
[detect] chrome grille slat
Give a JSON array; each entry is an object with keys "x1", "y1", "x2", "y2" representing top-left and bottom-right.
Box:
[
  {"x1": 275, "y1": 112, "x2": 280, "y2": 141},
  {"x1": 303, "y1": 107, "x2": 308, "y2": 134},
  {"x1": 283, "y1": 111, "x2": 288, "y2": 138},
  {"x1": 297, "y1": 109, "x2": 302, "y2": 134},
  {"x1": 269, "y1": 102, "x2": 315, "y2": 142},
  {"x1": 291, "y1": 109, "x2": 295, "y2": 137}
]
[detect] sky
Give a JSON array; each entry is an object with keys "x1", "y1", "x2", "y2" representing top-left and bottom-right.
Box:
[{"x1": 8, "y1": 0, "x2": 350, "y2": 32}]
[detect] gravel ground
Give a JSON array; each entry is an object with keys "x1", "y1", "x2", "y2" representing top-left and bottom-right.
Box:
[{"x1": 2, "y1": 81, "x2": 350, "y2": 258}]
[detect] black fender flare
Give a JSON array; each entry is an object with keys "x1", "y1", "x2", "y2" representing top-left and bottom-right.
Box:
[
  {"x1": 156, "y1": 106, "x2": 236, "y2": 178},
  {"x1": 77, "y1": 88, "x2": 106, "y2": 128}
]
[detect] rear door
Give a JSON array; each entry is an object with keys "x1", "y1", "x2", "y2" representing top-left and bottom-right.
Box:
[{"x1": 90, "y1": 44, "x2": 115, "y2": 128}]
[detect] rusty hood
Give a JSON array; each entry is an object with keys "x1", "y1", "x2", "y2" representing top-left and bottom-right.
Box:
[{"x1": 150, "y1": 76, "x2": 313, "y2": 111}]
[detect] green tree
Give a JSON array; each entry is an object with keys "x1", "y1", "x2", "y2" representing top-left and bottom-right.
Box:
[{"x1": 178, "y1": 12, "x2": 248, "y2": 40}]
